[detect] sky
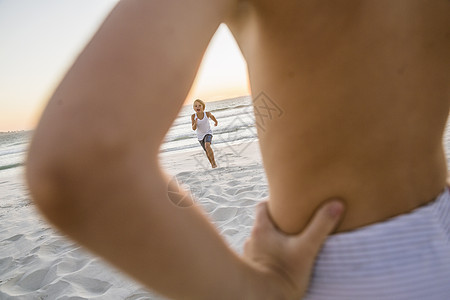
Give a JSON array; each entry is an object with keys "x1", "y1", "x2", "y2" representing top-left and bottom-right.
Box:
[{"x1": 0, "y1": 0, "x2": 250, "y2": 132}]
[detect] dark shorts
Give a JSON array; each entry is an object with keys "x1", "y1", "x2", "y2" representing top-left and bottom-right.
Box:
[{"x1": 199, "y1": 134, "x2": 213, "y2": 151}]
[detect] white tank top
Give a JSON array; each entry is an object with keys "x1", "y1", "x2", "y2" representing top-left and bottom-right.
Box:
[{"x1": 195, "y1": 112, "x2": 212, "y2": 140}]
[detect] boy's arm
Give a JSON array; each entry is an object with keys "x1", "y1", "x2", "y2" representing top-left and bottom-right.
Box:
[
  {"x1": 208, "y1": 112, "x2": 218, "y2": 126},
  {"x1": 191, "y1": 114, "x2": 197, "y2": 130}
]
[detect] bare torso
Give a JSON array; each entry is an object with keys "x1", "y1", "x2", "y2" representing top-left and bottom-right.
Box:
[{"x1": 227, "y1": 0, "x2": 450, "y2": 233}]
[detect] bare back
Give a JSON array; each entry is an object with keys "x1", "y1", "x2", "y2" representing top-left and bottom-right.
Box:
[{"x1": 226, "y1": 0, "x2": 450, "y2": 233}]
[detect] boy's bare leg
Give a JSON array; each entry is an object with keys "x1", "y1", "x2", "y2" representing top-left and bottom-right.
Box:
[{"x1": 205, "y1": 142, "x2": 217, "y2": 168}]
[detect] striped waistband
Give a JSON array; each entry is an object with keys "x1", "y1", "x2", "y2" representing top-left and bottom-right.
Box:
[{"x1": 305, "y1": 188, "x2": 450, "y2": 300}]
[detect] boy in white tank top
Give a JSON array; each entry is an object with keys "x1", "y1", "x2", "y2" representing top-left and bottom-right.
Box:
[{"x1": 191, "y1": 99, "x2": 218, "y2": 168}]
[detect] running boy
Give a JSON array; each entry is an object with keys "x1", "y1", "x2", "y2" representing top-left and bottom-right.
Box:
[{"x1": 191, "y1": 99, "x2": 218, "y2": 168}]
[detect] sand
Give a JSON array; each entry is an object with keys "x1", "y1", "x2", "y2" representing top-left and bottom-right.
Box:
[{"x1": 0, "y1": 139, "x2": 266, "y2": 299}]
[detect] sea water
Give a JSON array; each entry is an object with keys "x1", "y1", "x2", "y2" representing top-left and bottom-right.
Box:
[{"x1": 0, "y1": 131, "x2": 31, "y2": 174}]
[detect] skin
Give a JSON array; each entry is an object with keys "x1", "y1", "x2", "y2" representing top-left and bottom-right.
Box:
[
  {"x1": 25, "y1": 0, "x2": 449, "y2": 298},
  {"x1": 226, "y1": 0, "x2": 450, "y2": 233},
  {"x1": 191, "y1": 100, "x2": 218, "y2": 167}
]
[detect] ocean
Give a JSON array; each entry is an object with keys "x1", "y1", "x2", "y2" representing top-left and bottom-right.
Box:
[{"x1": 0, "y1": 130, "x2": 31, "y2": 175}]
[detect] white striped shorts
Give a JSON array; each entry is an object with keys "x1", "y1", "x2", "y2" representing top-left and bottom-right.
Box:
[{"x1": 305, "y1": 188, "x2": 450, "y2": 300}]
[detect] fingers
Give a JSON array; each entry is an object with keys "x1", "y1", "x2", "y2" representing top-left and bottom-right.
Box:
[
  {"x1": 299, "y1": 200, "x2": 344, "y2": 253},
  {"x1": 246, "y1": 200, "x2": 344, "y2": 260},
  {"x1": 243, "y1": 199, "x2": 345, "y2": 297}
]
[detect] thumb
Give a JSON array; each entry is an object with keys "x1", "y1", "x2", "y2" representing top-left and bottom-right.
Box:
[{"x1": 297, "y1": 200, "x2": 345, "y2": 253}]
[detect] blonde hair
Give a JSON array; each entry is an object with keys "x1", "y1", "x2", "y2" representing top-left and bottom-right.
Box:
[{"x1": 193, "y1": 99, "x2": 206, "y2": 110}]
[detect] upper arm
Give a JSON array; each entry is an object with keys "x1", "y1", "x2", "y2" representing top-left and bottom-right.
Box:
[{"x1": 208, "y1": 112, "x2": 217, "y2": 120}]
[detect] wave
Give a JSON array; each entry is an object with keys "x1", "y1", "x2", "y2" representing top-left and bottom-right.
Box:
[
  {"x1": 172, "y1": 105, "x2": 254, "y2": 127},
  {"x1": 0, "y1": 162, "x2": 23, "y2": 171},
  {"x1": 176, "y1": 96, "x2": 252, "y2": 117},
  {"x1": 0, "y1": 147, "x2": 28, "y2": 157},
  {"x1": 165, "y1": 117, "x2": 257, "y2": 144},
  {"x1": 209, "y1": 103, "x2": 252, "y2": 114}
]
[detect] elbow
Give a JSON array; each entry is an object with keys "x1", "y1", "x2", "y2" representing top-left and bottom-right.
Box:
[
  {"x1": 26, "y1": 141, "x2": 82, "y2": 231},
  {"x1": 26, "y1": 116, "x2": 162, "y2": 233},
  {"x1": 26, "y1": 130, "x2": 124, "y2": 231},
  {"x1": 26, "y1": 127, "x2": 158, "y2": 232},
  {"x1": 26, "y1": 167, "x2": 72, "y2": 232}
]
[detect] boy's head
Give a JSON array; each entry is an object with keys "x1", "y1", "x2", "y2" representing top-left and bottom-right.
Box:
[{"x1": 193, "y1": 99, "x2": 206, "y2": 112}]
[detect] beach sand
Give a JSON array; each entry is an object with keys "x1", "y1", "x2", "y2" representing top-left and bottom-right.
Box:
[{"x1": 0, "y1": 139, "x2": 266, "y2": 299}]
